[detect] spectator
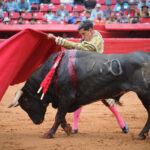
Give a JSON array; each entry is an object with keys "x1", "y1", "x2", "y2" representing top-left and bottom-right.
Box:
[
  {"x1": 114, "y1": 0, "x2": 129, "y2": 13},
  {"x1": 117, "y1": 0, "x2": 128, "y2": 2},
  {"x1": 83, "y1": 10, "x2": 93, "y2": 21},
  {"x1": 91, "y1": 3, "x2": 104, "y2": 19},
  {"x1": 56, "y1": 4, "x2": 69, "y2": 22},
  {"x1": 68, "y1": 11, "x2": 82, "y2": 24},
  {"x1": 138, "y1": 0, "x2": 150, "y2": 10},
  {"x1": 0, "y1": 12, "x2": 3, "y2": 21},
  {"x1": 0, "y1": 0, "x2": 4, "y2": 20},
  {"x1": 39, "y1": 0, "x2": 50, "y2": 4},
  {"x1": 42, "y1": 17, "x2": 48, "y2": 24},
  {"x1": 124, "y1": 3, "x2": 136, "y2": 17},
  {"x1": 106, "y1": 11, "x2": 117, "y2": 23},
  {"x1": 29, "y1": 0, "x2": 39, "y2": 5},
  {"x1": 94, "y1": 12, "x2": 105, "y2": 25},
  {"x1": 5, "y1": 0, "x2": 18, "y2": 12},
  {"x1": 118, "y1": 12, "x2": 129, "y2": 23},
  {"x1": 29, "y1": 16, "x2": 36, "y2": 24},
  {"x1": 74, "y1": 0, "x2": 84, "y2": 5},
  {"x1": 104, "y1": 4, "x2": 113, "y2": 19},
  {"x1": 43, "y1": 9, "x2": 56, "y2": 21},
  {"x1": 130, "y1": 11, "x2": 140, "y2": 23},
  {"x1": 128, "y1": 0, "x2": 139, "y2": 5},
  {"x1": 140, "y1": 5, "x2": 150, "y2": 16},
  {"x1": 17, "y1": 0, "x2": 31, "y2": 13},
  {"x1": 60, "y1": 0, "x2": 74, "y2": 6},
  {"x1": 105, "y1": 0, "x2": 112, "y2": 5},
  {"x1": 3, "y1": 17, "x2": 10, "y2": 24},
  {"x1": 17, "y1": 16, "x2": 24, "y2": 24},
  {"x1": 140, "y1": 11, "x2": 150, "y2": 23},
  {"x1": 0, "y1": 0, "x2": 4, "y2": 8},
  {"x1": 83, "y1": 0, "x2": 96, "y2": 11}
]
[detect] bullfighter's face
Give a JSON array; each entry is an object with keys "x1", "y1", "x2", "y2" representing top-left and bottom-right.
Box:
[
  {"x1": 18, "y1": 90, "x2": 47, "y2": 125},
  {"x1": 79, "y1": 28, "x2": 93, "y2": 41}
]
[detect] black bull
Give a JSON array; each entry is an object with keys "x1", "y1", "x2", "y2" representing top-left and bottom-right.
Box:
[{"x1": 11, "y1": 50, "x2": 150, "y2": 139}]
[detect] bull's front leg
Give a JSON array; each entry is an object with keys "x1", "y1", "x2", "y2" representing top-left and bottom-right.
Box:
[
  {"x1": 57, "y1": 105, "x2": 72, "y2": 136},
  {"x1": 59, "y1": 112, "x2": 72, "y2": 136},
  {"x1": 43, "y1": 106, "x2": 71, "y2": 138},
  {"x1": 43, "y1": 112, "x2": 60, "y2": 138}
]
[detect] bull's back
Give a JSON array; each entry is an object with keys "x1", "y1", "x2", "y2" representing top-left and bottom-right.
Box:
[{"x1": 69, "y1": 51, "x2": 148, "y2": 101}]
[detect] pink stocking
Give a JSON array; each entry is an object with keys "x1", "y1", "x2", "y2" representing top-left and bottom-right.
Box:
[
  {"x1": 72, "y1": 107, "x2": 82, "y2": 130},
  {"x1": 108, "y1": 105, "x2": 125, "y2": 128}
]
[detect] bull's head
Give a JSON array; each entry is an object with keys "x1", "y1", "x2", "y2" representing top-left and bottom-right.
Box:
[{"x1": 9, "y1": 89, "x2": 48, "y2": 124}]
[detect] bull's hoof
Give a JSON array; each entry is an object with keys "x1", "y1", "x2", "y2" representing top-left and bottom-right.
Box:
[
  {"x1": 138, "y1": 135, "x2": 146, "y2": 140},
  {"x1": 43, "y1": 132, "x2": 54, "y2": 139},
  {"x1": 139, "y1": 132, "x2": 148, "y2": 140},
  {"x1": 122, "y1": 120, "x2": 129, "y2": 133},
  {"x1": 64, "y1": 124, "x2": 72, "y2": 136}
]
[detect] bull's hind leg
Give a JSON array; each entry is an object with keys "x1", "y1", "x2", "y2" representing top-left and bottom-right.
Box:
[{"x1": 137, "y1": 93, "x2": 150, "y2": 139}]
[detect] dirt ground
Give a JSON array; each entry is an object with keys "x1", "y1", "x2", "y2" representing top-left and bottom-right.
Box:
[{"x1": 0, "y1": 83, "x2": 150, "y2": 150}]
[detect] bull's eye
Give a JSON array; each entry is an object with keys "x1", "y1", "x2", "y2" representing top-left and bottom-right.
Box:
[
  {"x1": 23, "y1": 98, "x2": 30, "y2": 109},
  {"x1": 24, "y1": 98, "x2": 28, "y2": 102}
]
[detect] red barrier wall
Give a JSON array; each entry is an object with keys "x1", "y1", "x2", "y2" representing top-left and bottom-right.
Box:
[
  {"x1": 104, "y1": 38, "x2": 150, "y2": 53},
  {"x1": 1, "y1": 38, "x2": 150, "y2": 53},
  {"x1": 63, "y1": 38, "x2": 150, "y2": 53}
]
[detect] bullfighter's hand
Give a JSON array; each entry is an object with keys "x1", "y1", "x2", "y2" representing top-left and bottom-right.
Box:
[{"x1": 48, "y1": 33, "x2": 56, "y2": 40}]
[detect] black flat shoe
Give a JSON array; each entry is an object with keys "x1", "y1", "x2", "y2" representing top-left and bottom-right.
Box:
[
  {"x1": 122, "y1": 120, "x2": 129, "y2": 133},
  {"x1": 72, "y1": 129, "x2": 78, "y2": 134}
]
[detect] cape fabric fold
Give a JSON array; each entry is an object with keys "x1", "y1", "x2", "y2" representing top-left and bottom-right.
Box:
[{"x1": 0, "y1": 28, "x2": 61, "y2": 101}]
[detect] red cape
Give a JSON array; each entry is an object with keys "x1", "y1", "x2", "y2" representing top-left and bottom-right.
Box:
[{"x1": 0, "y1": 28, "x2": 61, "y2": 101}]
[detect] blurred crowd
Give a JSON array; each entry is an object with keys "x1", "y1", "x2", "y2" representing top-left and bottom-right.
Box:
[{"x1": 0, "y1": 0, "x2": 150, "y2": 25}]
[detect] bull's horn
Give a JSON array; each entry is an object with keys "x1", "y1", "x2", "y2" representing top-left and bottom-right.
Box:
[
  {"x1": 8, "y1": 90, "x2": 23, "y2": 108},
  {"x1": 14, "y1": 103, "x2": 20, "y2": 107}
]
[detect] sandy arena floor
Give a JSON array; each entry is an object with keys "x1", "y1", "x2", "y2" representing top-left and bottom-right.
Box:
[{"x1": 0, "y1": 83, "x2": 150, "y2": 150}]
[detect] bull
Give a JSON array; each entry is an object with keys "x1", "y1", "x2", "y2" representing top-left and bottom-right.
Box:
[{"x1": 9, "y1": 50, "x2": 150, "y2": 139}]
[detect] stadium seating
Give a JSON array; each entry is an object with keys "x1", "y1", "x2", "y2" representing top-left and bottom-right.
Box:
[
  {"x1": 9, "y1": 12, "x2": 20, "y2": 19},
  {"x1": 12, "y1": 20, "x2": 17, "y2": 24},
  {"x1": 69, "y1": 12, "x2": 74, "y2": 17},
  {"x1": 96, "y1": 0, "x2": 105, "y2": 5},
  {"x1": 111, "y1": 5, "x2": 115, "y2": 9},
  {"x1": 36, "y1": 20, "x2": 42, "y2": 24},
  {"x1": 101, "y1": 5, "x2": 106, "y2": 11},
  {"x1": 3, "y1": 12, "x2": 8, "y2": 18},
  {"x1": 80, "y1": 12, "x2": 86, "y2": 17},
  {"x1": 59, "y1": 20, "x2": 65, "y2": 24},
  {"x1": 51, "y1": 5, "x2": 60, "y2": 12},
  {"x1": 21, "y1": 12, "x2": 32, "y2": 20},
  {"x1": 48, "y1": 20, "x2": 58, "y2": 24},
  {"x1": 112, "y1": 0, "x2": 117, "y2": 5},
  {"x1": 40, "y1": 4, "x2": 50, "y2": 12},
  {"x1": 64, "y1": 5, "x2": 72, "y2": 12},
  {"x1": 51, "y1": 0, "x2": 60, "y2": 5},
  {"x1": 33, "y1": 12, "x2": 43, "y2": 20},
  {"x1": 96, "y1": 0, "x2": 116, "y2": 5},
  {"x1": 24, "y1": 20, "x2": 30, "y2": 24},
  {"x1": 73, "y1": 5, "x2": 83, "y2": 12}
]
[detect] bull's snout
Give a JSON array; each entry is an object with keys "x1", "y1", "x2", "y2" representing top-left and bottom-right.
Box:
[{"x1": 32, "y1": 118, "x2": 43, "y2": 124}]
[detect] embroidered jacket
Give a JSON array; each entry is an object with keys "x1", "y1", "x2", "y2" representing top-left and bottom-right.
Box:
[{"x1": 55, "y1": 30, "x2": 104, "y2": 54}]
